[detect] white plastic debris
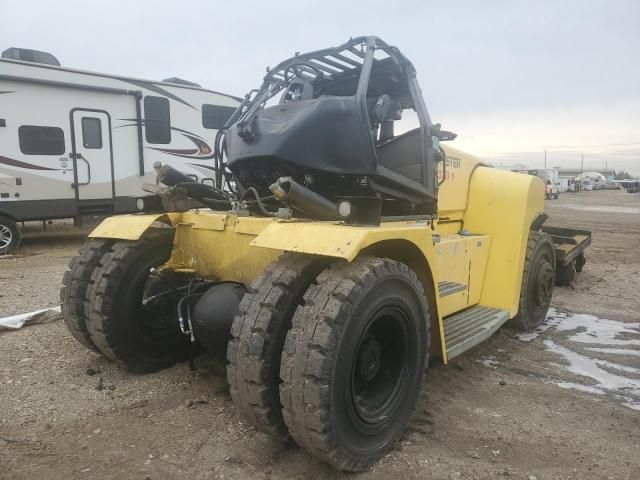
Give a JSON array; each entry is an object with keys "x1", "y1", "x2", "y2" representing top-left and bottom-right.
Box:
[{"x1": 0, "y1": 305, "x2": 61, "y2": 330}]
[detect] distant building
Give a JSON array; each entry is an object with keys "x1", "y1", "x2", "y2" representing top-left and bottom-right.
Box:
[
  {"x1": 555, "y1": 167, "x2": 617, "y2": 179},
  {"x1": 492, "y1": 163, "x2": 530, "y2": 171}
]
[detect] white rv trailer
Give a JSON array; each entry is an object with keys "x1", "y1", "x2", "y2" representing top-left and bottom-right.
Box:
[
  {"x1": 559, "y1": 176, "x2": 576, "y2": 193},
  {"x1": 0, "y1": 48, "x2": 240, "y2": 252}
]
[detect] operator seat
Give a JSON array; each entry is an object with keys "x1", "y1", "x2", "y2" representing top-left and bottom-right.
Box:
[{"x1": 375, "y1": 128, "x2": 423, "y2": 184}]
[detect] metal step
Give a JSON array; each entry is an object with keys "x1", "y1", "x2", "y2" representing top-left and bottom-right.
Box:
[
  {"x1": 444, "y1": 305, "x2": 509, "y2": 360},
  {"x1": 438, "y1": 281, "x2": 467, "y2": 297}
]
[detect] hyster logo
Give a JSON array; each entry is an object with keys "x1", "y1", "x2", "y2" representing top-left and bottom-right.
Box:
[{"x1": 438, "y1": 156, "x2": 461, "y2": 182}]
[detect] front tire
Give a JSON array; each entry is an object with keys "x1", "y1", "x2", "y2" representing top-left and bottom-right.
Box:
[
  {"x1": 0, "y1": 215, "x2": 21, "y2": 253},
  {"x1": 279, "y1": 257, "x2": 430, "y2": 471},
  {"x1": 511, "y1": 231, "x2": 555, "y2": 330},
  {"x1": 85, "y1": 229, "x2": 189, "y2": 373},
  {"x1": 227, "y1": 253, "x2": 327, "y2": 442}
]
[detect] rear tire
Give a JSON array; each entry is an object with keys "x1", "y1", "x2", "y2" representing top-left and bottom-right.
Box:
[
  {"x1": 0, "y1": 215, "x2": 21, "y2": 253},
  {"x1": 511, "y1": 231, "x2": 555, "y2": 330},
  {"x1": 279, "y1": 256, "x2": 429, "y2": 471},
  {"x1": 227, "y1": 253, "x2": 327, "y2": 442},
  {"x1": 85, "y1": 229, "x2": 189, "y2": 373},
  {"x1": 61, "y1": 239, "x2": 114, "y2": 352}
]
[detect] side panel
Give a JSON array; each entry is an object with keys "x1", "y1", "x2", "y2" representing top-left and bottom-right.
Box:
[
  {"x1": 0, "y1": 79, "x2": 77, "y2": 204},
  {"x1": 166, "y1": 213, "x2": 280, "y2": 285},
  {"x1": 436, "y1": 144, "x2": 486, "y2": 221},
  {"x1": 462, "y1": 167, "x2": 544, "y2": 316},
  {"x1": 434, "y1": 234, "x2": 491, "y2": 316}
]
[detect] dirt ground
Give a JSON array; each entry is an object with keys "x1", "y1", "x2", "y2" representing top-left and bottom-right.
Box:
[{"x1": 1, "y1": 191, "x2": 639, "y2": 480}]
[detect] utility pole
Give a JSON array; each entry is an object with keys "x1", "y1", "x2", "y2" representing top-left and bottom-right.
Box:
[
  {"x1": 579, "y1": 154, "x2": 584, "y2": 191},
  {"x1": 544, "y1": 149, "x2": 547, "y2": 168}
]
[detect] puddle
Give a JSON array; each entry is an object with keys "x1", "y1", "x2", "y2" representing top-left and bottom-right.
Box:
[
  {"x1": 556, "y1": 203, "x2": 640, "y2": 214},
  {"x1": 515, "y1": 308, "x2": 566, "y2": 342},
  {"x1": 517, "y1": 308, "x2": 640, "y2": 411}
]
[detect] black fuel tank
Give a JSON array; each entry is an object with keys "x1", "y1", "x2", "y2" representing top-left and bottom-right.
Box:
[{"x1": 191, "y1": 282, "x2": 246, "y2": 359}]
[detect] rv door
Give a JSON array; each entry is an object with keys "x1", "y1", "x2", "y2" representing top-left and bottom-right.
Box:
[{"x1": 70, "y1": 110, "x2": 114, "y2": 201}]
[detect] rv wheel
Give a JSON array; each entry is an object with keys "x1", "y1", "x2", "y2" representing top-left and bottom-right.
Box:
[
  {"x1": 511, "y1": 231, "x2": 555, "y2": 331},
  {"x1": 280, "y1": 257, "x2": 429, "y2": 471},
  {"x1": 85, "y1": 229, "x2": 190, "y2": 373},
  {"x1": 0, "y1": 216, "x2": 21, "y2": 253}
]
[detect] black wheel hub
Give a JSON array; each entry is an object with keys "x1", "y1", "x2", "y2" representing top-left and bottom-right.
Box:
[
  {"x1": 357, "y1": 335, "x2": 382, "y2": 381},
  {"x1": 533, "y1": 261, "x2": 554, "y2": 307},
  {"x1": 134, "y1": 268, "x2": 185, "y2": 344},
  {"x1": 350, "y1": 305, "x2": 412, "y2": 429}
]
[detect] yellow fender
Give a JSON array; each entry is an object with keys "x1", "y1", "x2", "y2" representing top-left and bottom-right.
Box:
[{"x1": 88, "y1": 213, "x2": 180, "y2": 241}]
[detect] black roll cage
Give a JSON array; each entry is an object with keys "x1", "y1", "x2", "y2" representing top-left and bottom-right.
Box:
[{"x1": 215, "y1": 36, "x2": 438, "y2": 199}]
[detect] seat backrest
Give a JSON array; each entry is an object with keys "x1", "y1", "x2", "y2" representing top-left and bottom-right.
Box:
[{"x1": 375, "y1": 128, "x2": 422, "y2": 184}]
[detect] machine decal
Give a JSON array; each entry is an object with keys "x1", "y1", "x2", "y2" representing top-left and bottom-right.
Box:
[
  {"x1": 116, "y1": 120, "x2": 215, "y2": 160},
  {"x1": 189, "y1": 163, "x2": 216, "y2": 172},
  {"x1": 150, "y1": 131, "x2": 213, "y2": 159},
  {"x1": 438, "y1": 156, "x2": 462, "y2": 183},
  {"x1": 123, "y1": 79, "x2": 196, "y2": 110},
  {"x1": 0, "y1": 154, "x2": 60, "y2": 171}
]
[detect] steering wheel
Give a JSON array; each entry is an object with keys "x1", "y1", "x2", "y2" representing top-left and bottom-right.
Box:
[{"x1": 283, "y1": 61, "x2": 325, "y2": 84}]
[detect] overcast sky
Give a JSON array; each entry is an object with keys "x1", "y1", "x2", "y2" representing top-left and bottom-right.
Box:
[{"x1": 3, "y1": 0, "x2": 639, "y2": 174}]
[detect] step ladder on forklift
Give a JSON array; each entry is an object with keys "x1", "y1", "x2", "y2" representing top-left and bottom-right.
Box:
[{"x1": 438, "y1": 281, "x2": 510, "y2": 360}]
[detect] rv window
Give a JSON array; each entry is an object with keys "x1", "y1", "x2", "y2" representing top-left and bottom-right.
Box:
[
  {"x1": 81, "y1": 117, "x2": 103, "y2": 149},
  {"x1": 202, "y1": 104, "x2": 236, "y2": 129},
  {"x1": 144, "y1": 96, "x2": 171, "y2": 144},
  {"x1": 18, "y1": 125, "x2": 65, "y2": 155}
]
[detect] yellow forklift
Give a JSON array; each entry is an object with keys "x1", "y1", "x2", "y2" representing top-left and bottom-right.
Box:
[{"x1": 61, "y1": 37, "x2": 578, "y2": 471}]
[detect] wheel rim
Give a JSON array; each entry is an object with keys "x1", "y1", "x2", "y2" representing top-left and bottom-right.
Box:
[
  {"x1": 0, "y1": 225, "x2": 12, "y2": 249},
  {"x1": 349, "y1": 305, "x2": 414, "y2": 431},
  {"x1": 528, "y1": 256, "x2": 554, "y2": 313},
  {"x1": 128, "y1": 257, "x2": 184, "y2": 346}
]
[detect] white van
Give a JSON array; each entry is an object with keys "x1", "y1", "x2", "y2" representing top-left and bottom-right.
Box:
[{"x1": 515, "y1": 168, "x2": 560, "y2": 199}]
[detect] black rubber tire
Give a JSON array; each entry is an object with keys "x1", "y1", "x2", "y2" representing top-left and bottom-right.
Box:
[
  {"x1": 554, "y1": 193, "x2": 560, "y2": 199},
  {"x1": 279, "y1": 256, "x2": 430, "y2": 471},
  {"x1": 61, "y1": 239, "x2": 114, "y2": 352},
  {"x1": 575, "y1": 253, "x2": 586, "y2": 272},
  {"x1": 511, "y1": 231, "x2": 556, "y2": 331},
  {"x1": 0, "y1": 215, "x2": 21, "y2": 253},
  {"x1": 85, "y1": 229, "x2": 189, "y2": 373},
  {"x1": 555, "y1": 262, "x2": 575, "y2": 286},
  {"x1": 227, "y1": 253, "x2": 328, "y2": 442}
]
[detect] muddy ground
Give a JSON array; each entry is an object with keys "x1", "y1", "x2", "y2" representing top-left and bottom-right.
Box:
[{"x1": 1, "y1": 190, "x2": 639, "y2": 480}]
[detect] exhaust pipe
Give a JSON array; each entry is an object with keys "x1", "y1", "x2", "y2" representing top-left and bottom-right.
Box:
[
  {"x1": 270, "y1": 177, "x2": 337, "y2": 220},
  {"x1": 154, "y1": 162, "x2": 230, "y2": 203},
  {"x1": 153, "y1": 161, "x2": 195, "y2": 187}
]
